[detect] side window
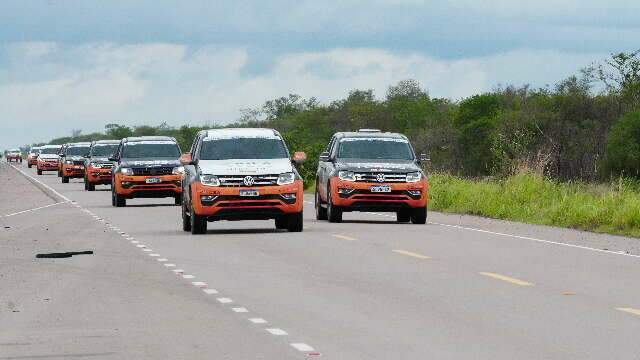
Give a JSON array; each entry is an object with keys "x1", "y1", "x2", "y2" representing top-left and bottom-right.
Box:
[
  {"x1": 192, "y1": 135, "x2": 203, "y2": 160},
  {"x1": 326, "y1": 136, "x2": 336, "y2": 152},
  {"x1": 329, "y1": 137, "x2": 339, "y2": 158}
]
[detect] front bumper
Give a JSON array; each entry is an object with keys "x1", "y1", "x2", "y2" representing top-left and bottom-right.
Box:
[
  {"x1": 86, "y1": 167, "x2": 113, "y2": 184},
  {"x1": 114, "y1": 173, "x2": 182, "y2": 198},
  {"x1": 62, "y1": 164, "x2": 85, "y2": 178},
  {"x1": 191, "y1": 180, "x2": 303, "y2": 220},
  {"x1": 37, "y1": 161, "x2": 58, "y2": 171},
  {"x1": 28, "y1": 157, "x2": 38, "y2": 165},
  {"x1": 330, "y1": 178, "x2": 428, "y2": 211}
]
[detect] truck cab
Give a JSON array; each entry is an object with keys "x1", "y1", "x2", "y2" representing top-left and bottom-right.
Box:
[
  {"x1": 110, "y1": 136, "x2": 183, "y2": 207},
  {"x1": 27, "y1": 147, "x2": 41, "y2": 168},
  {"x1": 84, "y1": 140, "x2": 120, "y2": 191},
  {"x1": 315, "y1": 130, "x2": 428, "y2": 224},
  {"x1": 36, "y1": 145, "x2": 63, "y2": 175},
  {"x1": 6, "y1": 149, "x2": 22, "y2": 163},
  {"x1": 59, "y1": 142, "x2": 91, "y2": 183},
  {"x1": 180, "y1": 128, "x2": 306, "y2": 234}
]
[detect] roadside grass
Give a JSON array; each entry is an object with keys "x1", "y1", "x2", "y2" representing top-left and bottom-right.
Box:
[{"x1": 429, "y1": 172, "x2": 640, "y2": 238}]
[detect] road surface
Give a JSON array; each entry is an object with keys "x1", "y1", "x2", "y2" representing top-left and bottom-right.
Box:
[{"x1": 1, "y1": 161, "x2": 639, "y2": 359}]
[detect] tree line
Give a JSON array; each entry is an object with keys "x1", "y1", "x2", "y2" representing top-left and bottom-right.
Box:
[{"x1": 39, "y1": 51, "x2": 640, "y2": 183}]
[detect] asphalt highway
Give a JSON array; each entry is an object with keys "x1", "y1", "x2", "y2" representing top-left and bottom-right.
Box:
[{"x1": 2, "y1": 161, "x2": 639, "y2": 359}]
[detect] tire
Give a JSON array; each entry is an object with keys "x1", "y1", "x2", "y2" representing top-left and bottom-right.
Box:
[
  {"x1": 114, "y1": 190, "x2": 126, "y2": 207},
  {"x1": 190, "y1": 203, "x2": 207, "y2": 234},
  {"x1": 410, "y1": 207, "x2": 427, "y2": 224},
  {"x1": 57, "y1": 170, "x2": 62, "y2": 177},
  {"x1": 287, "y1": 212, "x2": 303, "y2": 232},
  {"x1": 182, "y1": 198, "x2": 191, "y2": 232},
  {"x1": 84, "y1": 179, "x2": 88, "y2": 190},
  {"x1": 397, "y1": 210, "x2": 411, "y2": 223},
  {"x1": 28, "y1": 164, "x2": 32, "y2": 168},
  {"x1": 87, "y1": 182, "x2": 95, "y2": 191},
  {"x1": 315, "y1": 185, "x2": 327, "y2": 220},
  {"x1": 174, "y1": 194, "x2": 183, "y2": 206},
  {"x1": 62, "y1": 176, "x2": 69, "y2": 183},
  {"x1": 37, "y1": 169, "x2": 42, "y2": 175},
  {"x1": 275, "y1": 216, "x2": 288, "y2": 230},
  {"x1": 327, "y1": 185, "x2": 342, "y2": 223}
]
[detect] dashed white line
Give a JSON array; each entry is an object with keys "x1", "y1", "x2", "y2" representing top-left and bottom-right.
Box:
[
  {"x1": 172, "y1": 269, "x2": 184, "y2": 274},
  {"x1": 203, "y1": 289, "x2": 218, "y2": 295},
  {"x1": 217, "y1": 297, "x2": 233, "y2": 304},
  {"x1": 182, "y1": 274, "x2": 195, "y2": 279},
  {"x1": 232, "y1": 307, "x2": 248, "y2": 313},
  {"x1": 266, "y1": 328, "x2": 288, "y2": 336},
  {"x1": 291, "y1": 343, "x2": 315, "y2": 352},
  {"x1": 157, "y1": 258, "x2": 168, "y2": 262},
  {"x1": 143, "y1": 249, "x2": 152, "y2": 252},
  {"x1": 163, "y1": 263, "x2": 176, "y2": 267},
  {"x1": 192, "y1": 281, "x2": 207, "y2": 288},
  {"x1": 149, "y1": 253, "x2": 160, "y2": 257},
  {"x1": 249, "y1": 318, "x2": 267, "y2": 324}
]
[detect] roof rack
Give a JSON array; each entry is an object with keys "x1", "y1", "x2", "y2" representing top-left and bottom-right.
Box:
[{"x1": 357, "y1": 129, "x2": 381, "y2": 133}]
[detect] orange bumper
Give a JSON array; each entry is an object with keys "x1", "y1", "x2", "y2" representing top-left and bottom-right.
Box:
[
  {"x1": 114, "y1": 173, "x2": 182, "y2": 198},
  {"x1": 37, "y1": 160, "x2": 58, "y2": 171},
  {"x1": 62, "y1": 164, "x2": 86, "y2": 178},
  {"x1": 86, "y1": 167, "x2": 113, "y2": 184},
  {"x1": 330, "y1": 178, "x2": 428, "y2": 209},
  {"x1": 191, "y1": 180, "x2": 303, "y2": 217}
]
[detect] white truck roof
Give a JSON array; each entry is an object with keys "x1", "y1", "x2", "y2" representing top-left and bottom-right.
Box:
[{"x1": 203, "y1": 128, "x2": 281, "y2": 140}]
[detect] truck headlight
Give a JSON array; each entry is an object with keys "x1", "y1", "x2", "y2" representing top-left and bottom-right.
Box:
[
  {"x1": 277, "y1": 172, "x2": 295, "y2": 185},
  {"x1": 65, "y1": 160, "x2": 73, "y2": 165},
  {"x1": 120, "y1": 167, "x2": 134, "y2": 176},
  {"x1": 201, "y1": 174, "x2": 220, "y2": 186},
  {"x1": 172, "y1": 166, "x2": 185, "y2": 175},
  {"x1": 338, "y1": 170, "x2": 356, "y2": 182},
  {"x1": 406, "y1": 172, "x2": 422, "y2": 183}
]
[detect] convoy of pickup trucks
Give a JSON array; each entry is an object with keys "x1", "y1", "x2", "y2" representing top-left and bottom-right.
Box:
[{"x1": 4, "y1": 129, "x2": 429, "y2": 233}]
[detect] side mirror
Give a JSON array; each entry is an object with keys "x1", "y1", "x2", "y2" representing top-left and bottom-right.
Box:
[
  {"x1": 180, "y1": 153, "x2": 194, "y2": 165},
  {"x1": 108, "y1": 156, "x2": 118, "y2": 162},
  {"x1": 319, "y1": 151, "x2": 331, "y2": 162},
  {"x1": 292, "y1": 151, "x2": 307, "y2": 164}
]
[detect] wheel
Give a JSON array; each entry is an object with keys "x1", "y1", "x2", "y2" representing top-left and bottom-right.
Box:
[
  {"x1": 87, "y1": 182, "x2": 95, "y2": 191},
  {"x1": 327, "y1": 185, "x2": 342, "y2": 223},
  {"x1": 182, "y1": 198, "x2": 191, "y2": 232},
  {"x1": 62, "y1": 176, "x2": 69, "y2": 183},
  {"x1": 275, "y1": 216, "x2": 288, "y2": 229},
  {"x1": 397, "y1": 210, "x2": 411, "y2": 223},
  {"x1": 28, "y1": 164, "x2": 32, "y2": 168},
  {"x1": 410, "y1": 207, "x2": 427, "y2": 224},
  {"x1": 57, "y1": 170, "x2": 62, "y2": 177},
  {"x1": 37, "y1": 169, "x2": 42, "y2": 175},
  {"x1": 174, "y1": 194, "x2": 183, "y2": 205},
  {"x1": 190, "y1": 203, "x2": 207, "y2": 234},
  {"x1": 287, "y1": 212, "x2": 303, "y2": 232},
  {"x1": 114, "y1": 190, "x2": 126, "y2": 207},
  {"x1": 315, "y1": 185, "x2": 327, "y2": 220},
  {"x1": 84, "y1": 179, "x2": 88, "y2": 190}
]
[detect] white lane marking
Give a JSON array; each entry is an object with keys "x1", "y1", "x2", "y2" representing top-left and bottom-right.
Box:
[
  {"x1": 217, "y1": 297, "x2": 233, "y2": 304},
  {"x1": 1, "y1": 201, "x2": 67, "y2": 218},
  {"x1": 430, "y1": 221, "x2": 640, "y2": 259},
  {"x1": 143, "y1": 249, "x2": 152, "y2": 252},
  {"x1": 192, "y1": 281, "x2": 207, "y2": 288},
  {"x1": 126, "y1": 237, "x2": 135, "y2": 240},
  {"x1": 232, "y1": 307, "x2": 248, "y2": 313},
  {"x1": 149, "y1": 253, "x2": 160, "y2": 257},
  {"x1": 182, "y1": 274, "x2": 195, "y2": 279},
  {"x1": 203, "y1": 289, "x2": 218, "y2": 295},
  {"x1": 157, "y1": 258, "x2": 168, "y2": 262},
  {"x1": 163, "y1": 263, "x2": 176, "y2": 267},
  {"x1": 266, "y1": 328, "x2": 288, "y2": 336},
  {"x1": 131, "y1": 240, "x2": 139, "y2": 244},
  {"x1": 291, "y1": 343, "x2": 315, "y2": 352},
  {"x1": 249, "y1": 318, "x2": 267, "y2": 324},
  {"x1": 136, "y1": 244, "x2": 145, "y2": 248}
]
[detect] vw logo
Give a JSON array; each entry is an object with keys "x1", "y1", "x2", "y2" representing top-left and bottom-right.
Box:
[
  {"x1": 376, "y1": 173, "x2": 385, "y2": 183},
  {"x1": 243, "y1": 176, "x2": 255, "y2": 186}
]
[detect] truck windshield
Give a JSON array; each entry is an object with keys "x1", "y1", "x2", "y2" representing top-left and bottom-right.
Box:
[
  {"x1": 66, "y1": 146, "x2": 90, "y2": 156},
  {"x1": 40, "y1": 148, "x2": 60, "y2": 154},
  {"x1": 91, "y1": 144, "x2": 119, "y2": 157},
  {"x1": 122, "y1": 142, "x2": 180, "y2": 158},
  {"x1": 338, "y1": 138, "x2": 414, "y2": 160},
  {"x1": 200, "y1": 138, "x2": 288, "y2": 160}
]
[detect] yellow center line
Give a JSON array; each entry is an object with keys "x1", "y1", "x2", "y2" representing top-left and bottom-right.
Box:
[
  {"x1": 479, "y1": 272, "x2": 533, "y2": 286},
  {"x1": 616, "y1": 307, "x2": 640, "y2": 316},
  {"x1": 333, "y1": 234, "x2": 356, "y2": 241},
  {"x1": 392, "y1": 249, "x2": 431, "y2": 260}
]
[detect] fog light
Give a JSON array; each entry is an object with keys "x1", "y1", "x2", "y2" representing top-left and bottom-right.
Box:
[
  {"x1": 338, "y1": 188, "x2": 354, "y2": 194},
  {"x1": 201, "y1": 195, "x2": 218, "y2": 202},
  {"x1": 280, "y1": 193, "x2": 296, "y2": 200},
  {"x1": 407, "y1": 190, "x2": 421, "y2": 196}
]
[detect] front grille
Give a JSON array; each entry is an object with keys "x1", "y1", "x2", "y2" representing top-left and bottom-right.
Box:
[
  {"x1": 354, "y1": 172, "x2": 408, "y2": 182},
  {"x1": 132, "y1": 167, "x2": 173, "y2": 176},
  {"x1": 218, "y1": 174, "x2": 279, "y2": 187},
  {"x1": 100, "y1": 163, "x2": 113, "y2": 169},
  {"x1": 73, "y1": 160, "x2": 85, "y2": 165}
]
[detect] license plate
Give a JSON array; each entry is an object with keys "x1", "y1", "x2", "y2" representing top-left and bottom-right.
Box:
[
  {"x1": 145, "y1": 177, "x2": 161, "y2": 184},
  {"x1": 370, "y1": 185, "x2": 391, "y2": 193},
  {"x1": 239, "y1": 189, "x2": 259, "y2": 197}
]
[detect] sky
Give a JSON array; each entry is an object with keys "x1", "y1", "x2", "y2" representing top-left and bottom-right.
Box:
[{"x1": 1, "y1": 0, "x2": 639, "y2": 148}]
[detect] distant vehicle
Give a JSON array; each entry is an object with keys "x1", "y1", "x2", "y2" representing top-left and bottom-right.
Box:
[
  {"x1": 84, "y1": 140, "x2": 120, "y2": 191},
  {"x1": 36, "y1": 145, "x2": 63, "y2": 175},
  {"x1": 27, "y1": 147, "x2": 42, "y2": 168},
  {"x1": 56, "y1": 144, "x2": 68, "y2": 177},
  {"x1": 6, "y1": 149, "x2": 22, "y2": 163},
  {"x1": 110, "y1": 136, "x2": 183, "y2": 207},
  {"x1": 180, "y1": 128, "x2": 306, "y2": 234},
  {"x1": 58, "y1": 142, "x2": 91, "y2": 183},
  {"x1": 315, "y1": 129, "x2": 428, "y2": 224}
]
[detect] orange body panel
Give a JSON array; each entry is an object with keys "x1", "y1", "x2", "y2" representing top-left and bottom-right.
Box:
[
  {"x1": 113, "y1": 172, "x2": 182, "y2": 196},
  {"x1": 191, "y1": 179, "x2": 303, "y2": 216},
  {"x1": 86, "y1": 166, "x2": 113, "y2": 184},
  {"x1": 329, "y1": 177, "x2": 428, "y2": 208},
  {"x1": 61, "y1": 163, "x2": 86, "y2": 178},
  {"x1": 37, "y1": 159, "x2": 59, "y2": 171},
  {"x1": 28, "y1": 156, "x2": 38, "y2": 166}
]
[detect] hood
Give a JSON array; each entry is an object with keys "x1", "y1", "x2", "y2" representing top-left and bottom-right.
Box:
[
  {"x1": 120, "y1": 158, "x2": 180, "y2": 168},
  {"x1": 90, "y1": 157, "x2": 111, "y2": 163},
  {"x1": 39, "y1": 154, "x2": 59, "y2": 160},
  {"x1": 335, "y1": 159, "x2": 420, "y2": 173},
  {"x1": 198, "y1": 158, "x2": 293, "y2": 176},
  {"x1": 66, "y1": 155, "x2": 86, "y2": 161}
]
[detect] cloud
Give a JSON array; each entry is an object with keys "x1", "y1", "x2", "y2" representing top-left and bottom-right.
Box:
[{"x1": 0, "y1": 42, "x2": 606, "y2": 147}]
